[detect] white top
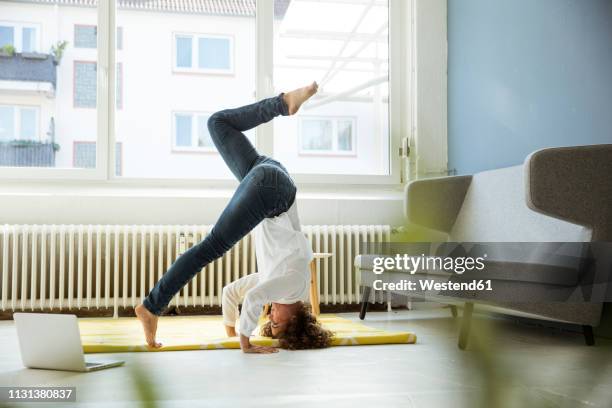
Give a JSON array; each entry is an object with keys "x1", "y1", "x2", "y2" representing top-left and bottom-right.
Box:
[{"x1": 221, "y1": 201, "x2": 313, "y2": 336}]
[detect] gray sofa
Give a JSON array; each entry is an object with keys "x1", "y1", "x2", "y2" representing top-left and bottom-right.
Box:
[{"x1": 356, "y1": 144, "x2": 612, "y2": 348}]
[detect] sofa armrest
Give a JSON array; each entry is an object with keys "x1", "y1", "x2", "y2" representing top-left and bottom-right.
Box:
[
  {"x1": 525, "y1": 144, "x2": 612, "y2": 240},
  {"x1": 405, "y1": 175, "x2": 473, "y2": 233}
]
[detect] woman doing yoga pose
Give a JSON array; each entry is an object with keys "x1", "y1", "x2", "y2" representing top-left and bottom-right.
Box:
[{"x1": 135, "y1": 83, "x2": 332, "y2": 353}]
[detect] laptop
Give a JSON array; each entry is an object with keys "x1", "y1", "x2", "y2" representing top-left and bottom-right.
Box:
[{"x1": 13, "y1": 313, "x2": 125, "y2": 372}]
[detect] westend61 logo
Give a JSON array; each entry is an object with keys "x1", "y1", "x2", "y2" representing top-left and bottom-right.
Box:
[{"x1": 372, "y1": 253, "x2": 488, "y2": 275}]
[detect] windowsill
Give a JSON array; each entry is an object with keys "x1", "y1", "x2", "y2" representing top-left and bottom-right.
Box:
[{"x1": 0, "y1": 182, "x2": 404, "y2": 201}]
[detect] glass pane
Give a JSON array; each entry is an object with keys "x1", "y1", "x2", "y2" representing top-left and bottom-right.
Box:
[
  {"x1": 176, "y1": 36, "x2": 192, "y2": 68},
  {"x1": 273, "y1": 0, "x2": 390, "y2": 175},
  {"x1": 198, "y1": 37, "x2": 230, "y2": 70},
  {"x1": 338, "y1": 119, "x2": 353, "y2": 151},
  {"x1": 20, "y1": 108, "x2": 37, "y2": 139},
  {"x1": 175, "y1": 114, "x2": 192, "y2": 147},
  {"x1": 197, "y1": 115, "x2": 213, "y2": 148},
  {"x1": 0, "y1": 106, "x2": 15, "y2": 141},
  {"x1": 301, "y1": 119, "x2": 332, "y2": 151},
  {"x1": 22, "y1": 27, "x2": 36, "y2": 52},
  {"x1": 0, "y1": 26, "x2": 14, "y2": 48},
  {"x1": 0, "y1": 1, "x2": 99, "y2": 169},
  {"x1": 116, "y1": 1, "x2": 255, "y2": 179}
]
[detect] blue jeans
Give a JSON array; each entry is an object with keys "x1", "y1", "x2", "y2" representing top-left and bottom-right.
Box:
[{"x1": 143, "y1": 95, "x2": 297, "y2": 315}]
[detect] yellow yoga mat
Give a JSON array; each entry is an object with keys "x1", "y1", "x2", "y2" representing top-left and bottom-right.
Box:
[{"x1": 79, "y1": 314, "x2": 416, "y2": 353}]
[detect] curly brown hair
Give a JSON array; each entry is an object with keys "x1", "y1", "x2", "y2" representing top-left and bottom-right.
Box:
[{"x1": 260, "y1": 303, "x2": 333, "y2": 350}]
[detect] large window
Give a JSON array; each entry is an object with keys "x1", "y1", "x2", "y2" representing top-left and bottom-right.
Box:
[
  {"x1": 0, "y1": 2, "x2": 101, "y2": 171},
  {"x1": 1, "y1": 0, "x2": 402, "y2": 183},
  {"x1": 272, "y1": 0, "x2": 390, "y2": 176},
  {"x1": 173, "y1": 33, "x2": 234, "y2": 74},
  {"x1": 0, "y1": 22, "x2": 39, "y2": 52}
]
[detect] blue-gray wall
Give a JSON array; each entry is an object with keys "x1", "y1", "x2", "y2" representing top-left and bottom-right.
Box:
[{"x1": 448, "y1": 0, "x2": 612, "y2": 175}]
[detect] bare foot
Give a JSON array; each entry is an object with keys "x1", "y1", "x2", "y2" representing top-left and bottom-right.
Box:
[
  {"x1": 283, "y1": 81, "x2": 318, "y2": 115},
  {"x1": 135, "y1": 304, "x2": 162, "y2": 348}
]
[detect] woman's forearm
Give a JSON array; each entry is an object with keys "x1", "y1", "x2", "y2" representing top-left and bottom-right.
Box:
[
  {"x1": 225, "y1": 325, "x2": 237, "y2": 337},
  {"x1": 240, "y1": 334, "x2": 251, "y2": 351}
]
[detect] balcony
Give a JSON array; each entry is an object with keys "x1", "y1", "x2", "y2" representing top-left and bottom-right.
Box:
[
  {"x1": 0, "y1": 140, "x2": 58, "y2": 167},
  {"x1": 0, "y1": 52, "x2": 56, "y2": 97}
]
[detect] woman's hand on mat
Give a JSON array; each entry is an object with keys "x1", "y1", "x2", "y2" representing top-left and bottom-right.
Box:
[
  {"x1": 242, "y1": 344, "x2": 278, "y2": 354},
  {"x1": 240, "y1": 334, "x2": 278, "y2": 354}
]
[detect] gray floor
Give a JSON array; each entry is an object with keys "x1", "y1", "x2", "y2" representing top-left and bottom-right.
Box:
[{"x1": 0, "y1": 307, "x2": 611, "y2": 408}]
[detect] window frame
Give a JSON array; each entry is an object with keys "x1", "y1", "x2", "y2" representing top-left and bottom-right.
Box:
[
  {"x1": 0, "y1": 0, "x2": 427, "y2": 187},
  {"x1": 170, "y1": 111, "x2": 216, "y2": 154},
  {"x1": 0, "y1": 104, "x2": 41, "y2": 141},
  {"x1": 172, "y1": 32, "x2": 235, "y2": 75},
  {"x1": 257, "y1": 0, "x2": 403, "y2": 185},
  {"x1": 297, "y1": 116, "x2": 357, "y2": 157},
  {"x1": 0, "y1": 21, "x2": 41, "y2": 53}
]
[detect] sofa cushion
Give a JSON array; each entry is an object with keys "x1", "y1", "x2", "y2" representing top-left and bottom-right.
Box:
[{"x1": 449, "y1": 166, "x2": 591, "y2": 242}]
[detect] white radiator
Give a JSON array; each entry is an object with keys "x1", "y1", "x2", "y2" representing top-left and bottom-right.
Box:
[{"x1": 0, "y1": 224, "x2": 390, "y2": 317}]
